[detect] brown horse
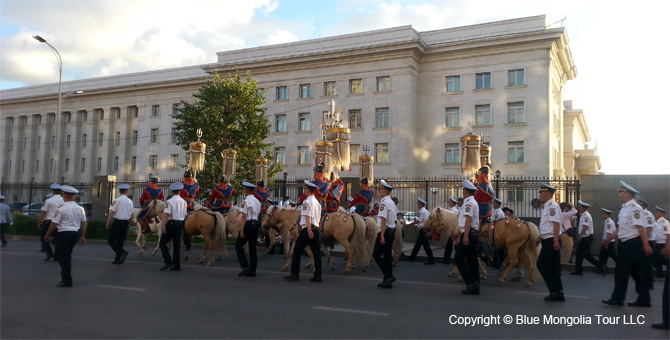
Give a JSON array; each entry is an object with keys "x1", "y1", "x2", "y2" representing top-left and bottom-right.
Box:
[
  {"x1": 184, "y1": 208, "x2": 226, "y2": 266},
  {"x1": 493, "y1": 218, "x2": 540, "y2": 288},
  {"x1": 261, "y1": 212, "x2": 291, "y2": 258},
  {"x1": 321, "y1": 208, "x2": 371, "y2": 274},
  {"x1": 263, "y1": 206, "x2": 315, "y2": 271}
]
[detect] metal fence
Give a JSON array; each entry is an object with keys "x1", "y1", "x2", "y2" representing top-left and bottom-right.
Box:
[{"x1": 0, "y1": 181, "x2": 93, "y2": 207}]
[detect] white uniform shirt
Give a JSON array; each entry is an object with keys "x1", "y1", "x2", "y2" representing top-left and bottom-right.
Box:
[
  {"x1": 578, "y1": 210, "x2": 594, "y2": 237},
  {"x1": 603, "y1": 218, "x2": 616, "y2": 240},
  {"x1": 282, "y1": 201, "x2": 290, "y2": 208},
  {"x1": 349, "y1": 206, "x2": 356, "y2": 214},
  {"x1": 617, "y1": 200, "x2": 644, "y2": 241},
  {"x1": 0, "y1": 203, "x2": 12, "y2": 224},
  {"x1": 376, "y1": 196, "x2": 397, "y2": 230},
  {"x1": 109, "y1": 195, "x2": 134, "y2": 220},
  {"x1": 241, "y1": 194, "x2": 261, "y2": 221},
  {"x1": 417, "y1": 207, "x2": 430, "y2": 229},
  {"x1": 449, "y1": 206, "x2": 459, "y2": 214},
  {"x1": 654, "y1": 217, "x2": 669, "y2": 244},
  {"x1": 52, "y1": 201, "x2": 86, "y2": 232},
  {"x1": 41, "y1": 194, "x2": 64, "y2": 221},
  {"x1": 299, "y1": 195, "x2": 321, "y2": 229},
  {"x1": 539, "y1": 198, "x2": 561, "y2": 239},
  {"x1": 643, "y1": 209, "x2": 656, "y2": 242},
  {"x1": 493, "y1": 208, "x2": 505, "y2": 221},
  {"x1": 458, "y1": 196, "x2": 479, "y2": 232},
  {"x1": 164, "y1": 195, "x2": 188, "y2": 221}
]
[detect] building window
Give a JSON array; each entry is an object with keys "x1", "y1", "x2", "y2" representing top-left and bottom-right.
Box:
[
  {"x1": 132, "y1": 131, "x2": 138, "y2": 145},
  {"x1": 275, "y1": 147, "x2": 286, "y2": 165},
  {"x1": 324, "y1": 81, "x2": 337, "y2": 96},
  {"x1": 375, "y1": 143, "x2": 389, "y2": 163},
  {"x1": 65, "y1": 112, "x2": 72, "y2": 123},
  {"x1": 476, "y1": 72, "x2": 492, "y2": 89},
  {"x1": 507, "y1": 141, "x2": 525, "y2": 163},
  {"x1": 508, "y1": 69, "x2": 525, "y2": 86},
  {"x1": 299, "y1": 84, "x2": 311, "y2": 98},
  {"x1": 51, "y1": 136, "x2": 55, "y2": 149},
  {"x1": 298, "y1": 113, "x2": 311, "y2": 131},
  {"x1": 172, "y1": 104, "x2": 181, "y2": 116},
  {"x1": 446, "y1": 76, "x2": 461, "y2": 92},
  {"x1": 375, "y1": 107, "x2": 389, "y2": 128},
  {"x1": 99, "y1": 110, "x2": 104, "y2": 120},
  {"x1": 97, "y1": 133, "x2": 103, "y2": 147},
  {"x1": 508, "y1": 189, "x2": 524, "y2": 203},
  {"x1": 130, "y1": 106, "x2": 138, "y2": 118},
  {"x1": 80, "y1": 158, "x2": 86, "y2": 172},
  {"x1": 66, "y1": 135, "x2": 71, "y2": 148},
  {"x1": 114, "y1": 108, "x2": 121, "y2": 119},
  {"x1": 83, "y1": 111, "x2": 88, "y2": 121},
  {"x1": 97, "y1": 157, "x2": 102, "y2": 172},
  {"x1": 276, "y1": 86, "x2": 288, "y2": 100},
  {"x1": 113, "y1": 157, "x2": 119, "y2": 171},
  {"x1": 376, "y1": 76, "x2": 391, "y2": 92},
  {"x1": 35, "y1": 159, "x2": 39, "y2": 173},
  {"x1": 150, "y1": 129, "x2": 159, "y2": 143},
  {"x1": 444, "y1": 143, "x2": 460, "y2": 164},
  {"x1": 37, "y1": 136, "x2": 41, "y2": 149},
  {"x1": 275, "y1": 115, "x2": 287, "y2": 133},
  {"x1": 507, "y1": 102, "x2": 525, "y2": 124},
  {"x1": 350, "y1": 144, "x2": 360, "y2": 163},
  {"x1": 131, "y1": 156, "x2": 137, "y2": 171},
  {"x1": 349, "y1": 109, "x2": 362, "y2": 129},
  {"x1": 171, "y1": 128, "x2": 178, "y2": 143},
  {"x1": 115, "y1": 131, "x2": 121, "y2": 146},
  {"x1": 82, "y1": 134, "x2": 87, "y2": 147},
  {"x1": 445, "y1": 107, "x2": 460, "y2": 128},
  {"x1": 475, "y1": 105, "x2": 491, "y2": 126},
  {"x1": 149, "y1": 155, "x2": 158, "y2": 169},
  {"x1": 170, "y1": 154, "x2": 179, "y2": 169},
  {"x1": 49, "y1": 159, "x2": 54, "y2": 172},
  {"x1": 298, "y1": 146, "x2": 310, "y2": 165},
  {"x1": 151, "y1": 105, "x2": 160, "y2": 117},
  {"x1": 350, "y1": 79, "x2": 362, "y2": 94},
  {"x1": 65, "y1": 159, "x2": 70, "y2": 172}
]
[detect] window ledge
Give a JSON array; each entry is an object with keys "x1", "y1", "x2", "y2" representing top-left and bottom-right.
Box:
[
  {"x1": 347, "y1": 93, "x2": 363, "y2": 97},
  {"x1": 372, "y1": 127, "x2": 392, "y2": 131},
  {"x1": 297, "y1": 97, "x2": 313, "y2": 101},
  {"x1": 322, "y1": 95, "x2": 338, "y2": 98},
  {"x1": 294, "y1": 131, "x2": 312, "y2": 134},
  {"x1": 273, "y1": 99, "x2": 289, "y2": 103},
  {"x1": 504, "y1": 123, "x2": 527, "y2": 127},
  {"x1": 441, "y1": 163, "x2": 460, "y2": 167},
  {"x1": 373, "y1": 90, "x2": 392, "y2": 94},
  {"x1": 273, "y1": 132, "x2": 288, "y2": 136},
  {"x1": 473, "y1": 125, "x2": 493, "y2": 128},
  {"x1": 296, "y1": 164, "x2": 311, "y2": 167},
  {"x1": 442, "y1": 126, "x2": 462, "y2": 131},
  {"x1": 442, "y1": 91, "x2": 463, "y2": 95},
  {"x1": 349, "y1": 127, "x2": 364, "y2": 131},
  {"x1": 505, "y1": 85, "x2": 528, "y2": 89},
  {"x1": 474, "y1": 88, "x2": 493, "y2": 92},
  {"x1": 505, "y1": 162, "x2": 526, "y2": 166}
]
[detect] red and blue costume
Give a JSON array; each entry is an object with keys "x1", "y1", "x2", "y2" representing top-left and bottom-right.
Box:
[
  {"x1": 298, "y1": 169, "x2": 330, "y2": 210},
  {"x1": 208, "y1": 181, "x2": 236, "y2": 213},
  {"x1": 348, "y1": 178, "x2": 374, "y2": 216},
  {"x1": 254, "y1": 181, "x2": 269, "y2": 214},
  {"x1": 474, "y1": 170, "x2": 495, "y2": 218},
  {"x1": 137, "y1": 181, "x2": 164, "y2": 219},
  {"x1": 325, "y1": 178, "x2": 344, "y2": 213},
  {"x1": 180, "y1": 177, "x2": 200, "y2": 211}
]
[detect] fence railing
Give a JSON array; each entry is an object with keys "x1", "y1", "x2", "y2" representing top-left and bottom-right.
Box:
[{"x1": 0, "y1": 181, "x2": 93, "y2": 207}]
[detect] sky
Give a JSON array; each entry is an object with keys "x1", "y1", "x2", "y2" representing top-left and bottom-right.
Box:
[{"x1": 1, "y1": 0, "x2": 668, "y2": 175}]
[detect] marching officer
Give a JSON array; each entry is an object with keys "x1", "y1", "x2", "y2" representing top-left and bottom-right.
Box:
[
  {"x1": 208, "y1": 176, "x2": 236, "y2": 213},
  {"x1": 0, "y1": 195, "x2": 12, "y2": 248},
  {"x1": 651, "y1": 206, "x2": 670, "y2": 330},
  {"x1": 38, "y1": 184, "x2": 64, "y2": 261},
  {"x1": 373, "y1": 180, "x2": 397, "y2": 289},
  {"x1": 602, "y1": 181, "x2": 653, "y2": 307},
  {"x1": 534, "y1": 182, "x2": 565, "y2": 302},
  {"x1": 105, "y1": 184, "x2": 134, "y2": 265},
  {"x1": 491, "y1": 197, "x2": 505, "y2": 268},
  {"x1": 407, "y1": 197, "x2": 435, "y2": 265},
  {"x1": 637, "y1": 197, "x2": 656, "y2": 289},
  {"x1": 455, "y1": 179, "x2": 480, "y2": 295},
  {"x1": 137, "y1": 176, "x2": 164, "y2": 233},
  {"x1": 448, "y1": 197, "x2": 459, "y2": 214},
  {"x1": 236, "y1": 182, "x2": 262, "y2": 277},
  {"x1": 599, "y1": 208, "x2": 618, "y2": 271},
  {"x1": 180, "y1": 170, "x2": 199, "y2": 251},
  {"x1": 284, "y1": 180, "x2": 323, "y2": 282},
  {"x1": 348, "y1": 177, "x2": 374, "y2": 216},
  {"x1": 652, "y1": 206, "x2": 669, "y2": 278},
  {"x1": 159, "y1": 182, "x2": 188, "y2": 271},
  {"x1": 571, "y1": 201, "x2": 605, "y2": 275},
  {"x1": 43, "y1": 185, "x2": 87, "y2": 287},
  {"x1": 492, "y1": 198, "x2": 504, "y2": 221}
]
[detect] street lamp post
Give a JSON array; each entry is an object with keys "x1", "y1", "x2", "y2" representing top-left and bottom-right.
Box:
[
  {"x1": 34, "y1": 35, "x2": 62, "y2": 182},
  {"x1": 495, "y1": 170, "x2": 501, "y2": 198}
]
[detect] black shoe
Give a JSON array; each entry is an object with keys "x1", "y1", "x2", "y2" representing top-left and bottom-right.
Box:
[
  {"x1": 160, "y1": 263, "x2": 174, "y2": 271},
  {"x1": 284, "y1": 275, "x2": 300, "y2": 281},
  {"x1": 243, "y1": 272, "x2": 256, "y2": 277},
  {"x1": 424, "y1": 262, "x2": 435, "y2": 265},
  {"x1": 112, "y1": 260, "x2": 121, "y2": 265},
  {"x1": 569, "y1": 271, "x2": 583, "y2": 276},
  {"x1": 44, "y1": 256, "x2": 53, "y2": 262},
  {"x1": 385, "y1": 276, "x2": 397, "y2": 283},
  {"x1": 602, "y1": 299, "x2": 623, "y2": 306},
  {"x1": 651, "y1": 322, "x2": 670, "y2": 329},
  {"x1": 377, "y1": 281, "x2": 392, "y2": 289},
  {"x1": 461, "y1": 283, "x2": 480, "y2": 295},
  {"x1": 169, "y1": 267, "x2": 181, "y2": 271},
  {"x1": 57, "y1": 282, "x2": 72, "y2": 287},
  {"x1": 309, "y1": 277, "x2": 322, "y2": 283},
  {"x1": 238, "y1": 269, "x2": 250, "y2": 277},
  {"x1": 52, "y1": 257, "x2": 58, "y2": 262},
  {"x1": 119, "y1": 251, "x2": 129, "y2": 264},
  {"x1": 627, "y1": 300, "x2": 651, "y2": 307},
  {"x1": 544, "y1": 292, "x2": 565, "y2": 302},
  {"x1": 39, "y1": 249, "x2": 46, "y2": 252},
  {"x1": 599, "y1": 265, "x2": 606, "y2": 276}
]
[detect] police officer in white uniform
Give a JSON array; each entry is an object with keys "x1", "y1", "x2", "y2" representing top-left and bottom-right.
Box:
[
  {"x1": 455, "y1": 179, "x2": 480, "y2": 295},
  {"x1": 651, "y1": 206, "x2": 670, "y2": 329},
  {"x1": 448, "y1": 197, "x2": 459, "y2": 214},
  {"x1": 43, "y1": 185, "x2": 87, "y2": 287},
  {"x1": 159, "y1": 182, "x2": 188, "y2": 271},
  {"x1": 637, "y1": 197, "x2": 656, "y2": 289},
  {"x1": 492, "y1": 198, "x2": 504, "y2": 222},
  {"x1": 38, "y1": 184, "x2": 64, "y2": 261},
  {"x1": 236, "y1": 182, "x2": 262, "y2": 277},
  {"x1": 598, "y1": 208, "x2": 618, "y2": 270},
  {"x1": 652, "y1": 206, "x2": 669, "y2": 278},
  {"x1": 602, "y1": 181, "x2": 653, "y2": 307},
  {"x1": 0, "y1": 195, "x2": 12, "y2": 248},
  {"x1": 373, "y1": 180, "x2": 397, "y2": 289},
  {"x1": 285, "y1": 180, "x2": 323, "y2": 282},
  {"x1": 106, "y1": 184, "x2": 134, "y2": 265},
  {"x1": 571, "y1": 201, "x2": 605, "y2": 275},
  {"x1": 407, "y1": 198, "x2": 435, "y2": 265},
  {"x1": 534, "y1": 182, "x2": 564, "y2": 301}
]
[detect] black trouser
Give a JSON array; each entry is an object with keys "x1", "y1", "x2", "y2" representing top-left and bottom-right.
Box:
[
  {"x1": 56, "y1": 231, "x2": 79, "y2": 284},
  {"x1": 291, "y1": 226, "x2": 322, "y2": 278},
  {"x1": 575, "y1": 235, "x2": 601, "y2": 273},
  {"x1": 0, "y1": 223, "x2": 7, "y2": 246},
  {"x1": 537, "y1": 237, "x2": 563, "y2": 293},
  {"x1": 443, "y1": 237, "x2": 453, "y2": 264},
  {"x1": 652, "y1": 243, "x2": 669, "y2": 277},
  {"x1": 159, "y1": 220, "x2": 183, "y2": 269},
  {"x1": 598, "y1": 242, "x2": 618, "y2": 266},
  {"x1": 455, "y1": 231, "x2": 480, "y2": 286},
  {"x1": 40, "y1": 220, "x2": 53, "y2": 257},
  {"x1": 662, "y1": 265, "x2": 669, "y2": 324},
  {"x1": 108, "y1": 219, "x2": 129, "y2": 261},
  {"x1": 409, "y1": 229, "x2": 434, "y2": 263},
  {"x1": 642, "y1": 241, "x2": 655, "y2": 288},
  {"x1": 611, "y1": 237, "x2": 650, "y2": 303},
  {"x1": 235, "y1": 220, "x2": 260, "y2": 273},
  {"x1": 373, "y1": 229, "x2": 395, "y2": 280}
]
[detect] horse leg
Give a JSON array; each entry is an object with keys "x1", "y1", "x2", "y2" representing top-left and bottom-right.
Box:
[
  {"x1": 136, "y1": 232, "x2": 145, "y2": 255},
  {"x1": 282, "y1": 238, "x2": 296, "y2": 272},
  {"x1": 499, "y1": 246, "x2": 520, "y2": 284},
  {"x1": 304, "y1": 246, "x2": 315, "y2": 270},
  {"x1": 321, "y1": 242, "x2": 336, "y2": 271},
  {"x1": 516, "y1": 247, "x2": 533, "y2": 287},
  {"x1": 281, "y1": 228, "x2": 290, "y2": 259},
  {"x1": 152, "y1": 232, "x2": 161, "y2": 256},
  {"x1": 340, "y1": 239, "x2": 356, "y2": 275},
  {"x1": 265, "y1": 229, "x2": 276, "y2": 256},
  {"x1": 448, "y1": 265, "x2": 459, "y2": 278},
  {"x1": 479, "y1": 258, "x2": 488, "y2": 280}
]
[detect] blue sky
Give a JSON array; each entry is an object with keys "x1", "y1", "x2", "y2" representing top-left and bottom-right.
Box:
[{"x1": 1, "y1": 0, "x2": 668, "y2": 175}]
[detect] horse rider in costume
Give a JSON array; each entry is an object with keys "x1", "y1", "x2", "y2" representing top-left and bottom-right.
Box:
[
  {"x1": 253, "y1": 180, "x2": 269, "y2": 214},
  {"x1": 179, "y1": 170, "x2": 199, "y2": 251},
  {"x1": 137, "y1": 176, "x2": 164, "y2": 233},
  {"x1": 208, "y1": 176, "x2": 236, "y2": 213},
  {"x1": 474, "y1": 166, "x2": 495, "y2": 220},
  {"x1": 324, "y1": 173, "x2": 344, "y2": 214},
  {"x1": 348, "y1": 177, "x2": 374, "y2": 216},
  {"x1": 298, "y1": 163, "x2": 330, "y2": 210}
]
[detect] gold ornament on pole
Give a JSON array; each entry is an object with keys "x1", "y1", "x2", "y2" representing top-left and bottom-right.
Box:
[
  {"x1": 189, "y1": 128, "x2": 206, "y2": 180},
  {"x1": 314, "y1": 141, "x2": 333, "y2": 181},
  {"x1": 359, "y1": 144, "x2": 374, "y2": 184},
  {"x1": 325, "y1": 106, "x2": 351, "y2": 171},
  {"x1": 221, "y1": 137, "x2": 236, "y2": 180},
  {"x1": 460, "y1": 132, "x2": 481, "y2": 177},
  {"x1": 255, "y1": 158, "x2": 268, "y2": 185}
]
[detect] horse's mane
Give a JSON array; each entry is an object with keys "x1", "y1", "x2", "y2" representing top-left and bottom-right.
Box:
[{"x1": 428, "y1": 206, "x2": 459, "y2": 235}]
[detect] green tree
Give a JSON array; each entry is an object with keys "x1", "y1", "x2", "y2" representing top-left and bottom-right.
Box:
[{"x1": 172, "y1": 71, "x2": 281, "y2": 201}]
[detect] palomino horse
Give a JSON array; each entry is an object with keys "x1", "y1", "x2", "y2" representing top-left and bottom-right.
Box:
[
  {"x1": 261, "y1": 212, "x2": 291, "y2": 258},
  {"x1": 129, "y1": 199, "x2": 165, "y2": 255},
  {"x1": 262, "y1": 206, "x2": 314, "y2": 271},
  {"x1": 321, "y1": 209, "x2": 371, "y2": 274},
  {"x1": 448, "y1": 222, "x2": 489, "y2": 281},
  {"x1": 493, "y1": 218, "x2": 540, "y2": 288},
  {"x1": 184, "y1": 208, "x2": 226, "y2": 266}
]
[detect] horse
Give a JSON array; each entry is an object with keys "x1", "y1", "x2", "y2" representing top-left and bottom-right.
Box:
[
  {"x1": 262, "y1": 205, "x2": 316, "y2": 272},
  {"x1": 129, "y1": 199, "x2": 165, "y2": 256},
  {"x1": 448, "y1": 221, "x2": 489, "y2": 280},
  {"x1": 321, "y1": 208, "x2": 371, "y2": 274},
  {"x1": 392, "y1": 221, "x2": 404, "y2": 266},
  {"x1": 133, "y1": 199, "x2": 165, "y2": 232},
  {"x1": 183, "y1": 208, "x2": 227, "y2": 266},
  {"x1": 493, "y1": 218, "x2": 540, "y2": 288},
  {"x1": 260, "y1": 212, "x2": 291, "y2": 258}
]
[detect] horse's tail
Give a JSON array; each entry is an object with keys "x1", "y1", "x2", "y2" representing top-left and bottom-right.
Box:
[
  {"x1": 351, "y1": 214, "x2": 369, "y2": 264},
  {"x1": 524, "y1": 222, "x2": 540, "y2": 264},
  {"x1": 364, "y1": 217, "x2": 377, "y2": 257},
  {"x1": 393, "y1": 221, "x2": 403, "y2": 259},
  {"x1": 214, "y1": 212, "x2": 227, "y2": 258}
]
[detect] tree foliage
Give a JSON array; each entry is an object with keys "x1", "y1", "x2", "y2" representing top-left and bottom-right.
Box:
[{"x1": 171, "y1": 71, "x2": 281, "y2": 200}]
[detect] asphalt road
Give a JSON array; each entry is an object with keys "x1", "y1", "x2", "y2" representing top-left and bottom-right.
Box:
[{"x1": 1, "y1": 237, "x2": 668, "y2": 339}]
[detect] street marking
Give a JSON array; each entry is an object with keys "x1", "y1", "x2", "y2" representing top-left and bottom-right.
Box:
[
  {"x1": 96, "y1": 285, "x2": 146, "y2": 292},
  {"x1": 514, "y1": 290, "x2": 589, "y2": 299},
  {"x1": 312, "y1": 306, "x2": 389, "y2": 317}
]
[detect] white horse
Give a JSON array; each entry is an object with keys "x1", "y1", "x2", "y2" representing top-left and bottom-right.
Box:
[{"x1": 130, "y1": 209, "x2": 162, "y2": 256}]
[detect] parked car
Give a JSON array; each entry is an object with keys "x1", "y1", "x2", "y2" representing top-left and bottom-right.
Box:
[
  {"x1": 9, "y1": 203, "x2": 27, "y2": 213},
  {"x1": 78, "y1": 202, "x2": 92, "y2": 217},
  {"x1": 401, "y1": 211, "x2": 417, "y2": 224},
  {"x1": 21, "y1": 203, "x2": 43, "y2": 216}
]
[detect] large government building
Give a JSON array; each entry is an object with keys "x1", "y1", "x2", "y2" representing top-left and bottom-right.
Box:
[{"x1": 0, "y1": 15, "x2": 601, "y2": 184}]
